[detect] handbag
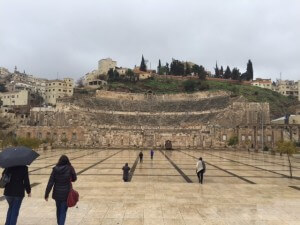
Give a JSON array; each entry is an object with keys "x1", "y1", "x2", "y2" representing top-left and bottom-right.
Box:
[
  {"x1": 0, "y1": 169, "x2": 11, "y2": 189},
  {"x1": 67, "y1": 179, "x2": 79, "y2": 207}
]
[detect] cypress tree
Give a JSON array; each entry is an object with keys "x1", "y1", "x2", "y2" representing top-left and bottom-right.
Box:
[
  {"x1": 246, "y1": 60, "x2": 253, "y2": 81},
  {"x1": 215, "y1": 62, "x2": 220, "y2": 78},
  {"x1": 158, "y1": 59, "x2": 162, "y2": 75},
  {"x1": 140, "y1": 55, "x2": 147, "y2": 72},
  {"x1": 223, "y1": 66, "x2": 231, "y2": 79}
]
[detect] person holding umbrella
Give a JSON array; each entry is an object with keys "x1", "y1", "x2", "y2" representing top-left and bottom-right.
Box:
[
  {"x1": 0, "y1": 146, "x2": 39, "y2": 225},
  {"x1": 45, "y1": 155, "x2": 77, "y2": 225}
]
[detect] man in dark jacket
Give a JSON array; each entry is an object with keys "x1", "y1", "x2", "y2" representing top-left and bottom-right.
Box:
[
  {"x1": 3, "y1": 166, "x2": 31, "y2": 225},
  {"x1": 139, "y1": 151, "x2": 143, "y2": 163},
  {"x1": 45, "y1": 155, "x2": 77, "y2": 225},
  {"x1": 122, "y1": 163, "x2": 130, "y2": 182}
]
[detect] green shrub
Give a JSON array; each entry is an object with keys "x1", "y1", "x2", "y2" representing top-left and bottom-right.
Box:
[
  {"x1": 228, "y1": 136, "x2": 238, "y2": 146},
  {"x1": 183, "y1": 80, "x2": 197, "y2": 92}
]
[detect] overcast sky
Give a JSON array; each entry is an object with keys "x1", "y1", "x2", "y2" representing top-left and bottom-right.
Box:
[{"x1": 0, "y1": 0, "x2": 299, "y2": 81}]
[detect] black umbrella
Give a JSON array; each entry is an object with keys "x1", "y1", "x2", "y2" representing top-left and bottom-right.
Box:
[{"x1": 0, "y1": 146, "x2": 40, "y2": 168}]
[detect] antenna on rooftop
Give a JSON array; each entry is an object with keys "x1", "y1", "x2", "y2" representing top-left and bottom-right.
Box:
[
  {"x1": 57, "y1": 72, "x2": 59, "y2": 80},
  {"x1": 280, "y1": 72, "x2": 282, "y2": 81}
]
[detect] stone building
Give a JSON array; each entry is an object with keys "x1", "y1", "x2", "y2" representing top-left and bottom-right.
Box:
[
  {"x1": 273, "y1": 79, "x2": 299, "y2": 100},
  {"x1": 0, "y1": 90, "x2": 30, "y2": 106},
  {"x1": 98, "y1": 58, "x2": 117, "y2": 75},
  {"x1": 251, "y1": 78, "x2": 272, "y2": 90},
  {"x1": 0, "y1": 67, "x2": 10, "y2": 76},
  {"x1": 44, "y1": 78, "x2": 74, "y2": 105}
]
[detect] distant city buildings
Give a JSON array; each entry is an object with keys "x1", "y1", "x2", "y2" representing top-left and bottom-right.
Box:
[{"x1": 272, "y1": 80, "x2": 299, "y2": 100}]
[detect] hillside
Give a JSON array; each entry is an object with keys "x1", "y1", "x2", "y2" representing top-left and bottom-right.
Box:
[{"x1": 106, "y1": 77, "x2": 298, "y2": 119}]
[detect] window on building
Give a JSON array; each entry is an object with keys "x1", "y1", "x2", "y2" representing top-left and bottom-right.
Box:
[
  {"x1": 59, "y1": 89, "x2": 61, "y2": 91},
  {"x1": 26, "y1": 132, "x2": 31, "y2": 138},
  {"x1": 69, "y1": 90, "x2": 71, "y2": 92},
  {"x1": 37, "y1": 132, "x2": 42, "y2": 139},
  {"x1": 242, "y1": 135, "x2": 245, "y2": 141},
  {"x1": 248, "y1": 136, "x2": 252, "y2": 141},
  {"x1": 222, "y1": 135, "x2": 227, "y2": 141},
  {"x1": 59, "y1": 83, "x2": 61, "y2": 85},
  {"x1": 257, "y1": 136, "x2": 261, "y2": 141},
  {"x1": 53, "y1": 89, "x2": 55, "y2": 91}
]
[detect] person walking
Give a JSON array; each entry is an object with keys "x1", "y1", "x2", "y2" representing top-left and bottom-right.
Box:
[
  {"x1": 122, "y1": 163, "x2": 131, "y2": 182},
  {"x1": 196, "y1": 157, "x2": 206, "y2": 184},
  {"x1": 150, "y1": 149, "x2": 154, "y2": 160},
  {"x1": 45, "y1": 155, "x2": 77, "y2": 225},
  {"x1": 139, "y1": 151, "x2": 143, "y2": 163},
  {"x1": 3, "y1": 166, "x2": 31, "y2": 225}
]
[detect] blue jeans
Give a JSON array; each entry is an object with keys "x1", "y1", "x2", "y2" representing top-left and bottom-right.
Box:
[
  {"x1": 5, "y1": 196, "x2": 23, "y2": 225},
  {"x1": 55, "y1": 200, "x2": 68, "y2": 225}
]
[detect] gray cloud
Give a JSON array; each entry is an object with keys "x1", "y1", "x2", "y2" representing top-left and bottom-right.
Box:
[{"x1": 0, "y1": 0, "x2": 299, "y2": 80}]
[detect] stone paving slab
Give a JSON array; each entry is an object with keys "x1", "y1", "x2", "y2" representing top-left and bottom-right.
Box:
[{"x1": 1, "y1": 149, "x2": 300, "y2": 224}]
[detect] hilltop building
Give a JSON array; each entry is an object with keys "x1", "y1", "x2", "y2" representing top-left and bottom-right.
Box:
[
  {"x1": 98, "y1": 58, "x2": 117, "y2": 75},
  {"x1": 0, "y1": 67, "x2": 10, "y2": 76}
]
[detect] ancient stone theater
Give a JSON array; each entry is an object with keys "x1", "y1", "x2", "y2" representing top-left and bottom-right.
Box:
[{"x1": 16, "y1": 90, "x2": 299, "y2": 149}]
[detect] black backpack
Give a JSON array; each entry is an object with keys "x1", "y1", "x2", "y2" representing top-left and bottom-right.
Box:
[{"x1": 0, "y1": 169, "x2": 11, "y2": 189}]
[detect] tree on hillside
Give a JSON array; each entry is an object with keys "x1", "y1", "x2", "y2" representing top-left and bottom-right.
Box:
[
  {"x1": 125, "y1": 69, "x2": 136, "y2": 82},
  {"x1": 170, "y1": 59, "x2": 185, "y2": 75},
  {"x1": 185, "y1": 62, "x2": 191, "y2": 76},
  {"x1": 165, "y1": 63, "x2": 170, "y2": 75},
  {"x1": 223, "y1": 66, "x2": 231, "y2": 79},
  {"x1": 192, "y1": 65, "x2": 207, "y2": 80},
  {"x1": 113, "y1": 70, "x2": 120, "y2": 81},
  {"x1": 140, "y1": 55, "x2": 147, "y2": 72},
  {"x1": 214, "y1": 62, "x2": 220, "y2": 78},
  {"x1": 246, "y1": 60, "x2": 253, "y2": 81},
  {"x1": 220, "y1": 66, "x2": 224, "y2": 77},
  {"x1": 157, "y1": 59, "x2": 162, "y2": 75},
  {"x1": 231, "y1": 68, "x2": 241, "y2": 80},
  {"x1": 0, "y1": 83, "x2": 7, "y2": 92},
  {"x1": 276, "y1": 140, "x2": 297, "y2": 178},
  {"x1": 76, "y1": 77, "x2": 84, "y2": 87},
  {"x1": 108, "y1": 68, "x2": 114, "y2": 81}
]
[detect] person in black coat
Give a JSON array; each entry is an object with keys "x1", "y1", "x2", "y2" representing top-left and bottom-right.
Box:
[
  {"x1": 122, "y1": 163, "x2": 130, "y2": 182},
  {"x1": 139, "y1": 151, "x2": 143, "y2": 163},
  {"x1": 45, "y1": 155, "x2": 77, "y2": 225},
  {"x1": 3, "y1": 166, "x2": 31, "y2": 225}
]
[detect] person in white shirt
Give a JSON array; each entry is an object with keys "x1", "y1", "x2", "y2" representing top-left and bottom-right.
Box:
[{"x1": 196, "y1": 157, "x2": 206, "y2": 184}]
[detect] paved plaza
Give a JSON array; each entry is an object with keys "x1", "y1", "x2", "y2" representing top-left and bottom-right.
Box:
[{"x1": 1, "y1": 149, "x2": 300, "y2": 225}]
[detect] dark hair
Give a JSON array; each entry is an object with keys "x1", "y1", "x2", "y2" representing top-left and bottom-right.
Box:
[
  {"x1": 125, "y1": 163, "x2": 128, "y2": 166},
  {"x1": 199, "y1": 157, "x2": 202, "y2": 161},
  {"x1": 57, "y1": 155, "x2": 71, "y2": 166}
]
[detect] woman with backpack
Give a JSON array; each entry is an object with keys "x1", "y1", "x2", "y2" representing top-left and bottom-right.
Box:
[
  {"x1": 2, "y1": 166, "x2": 31, "y2": 225},
  {"x1": 45, "y1": 155, "x2": 77, "y2": 225}
]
